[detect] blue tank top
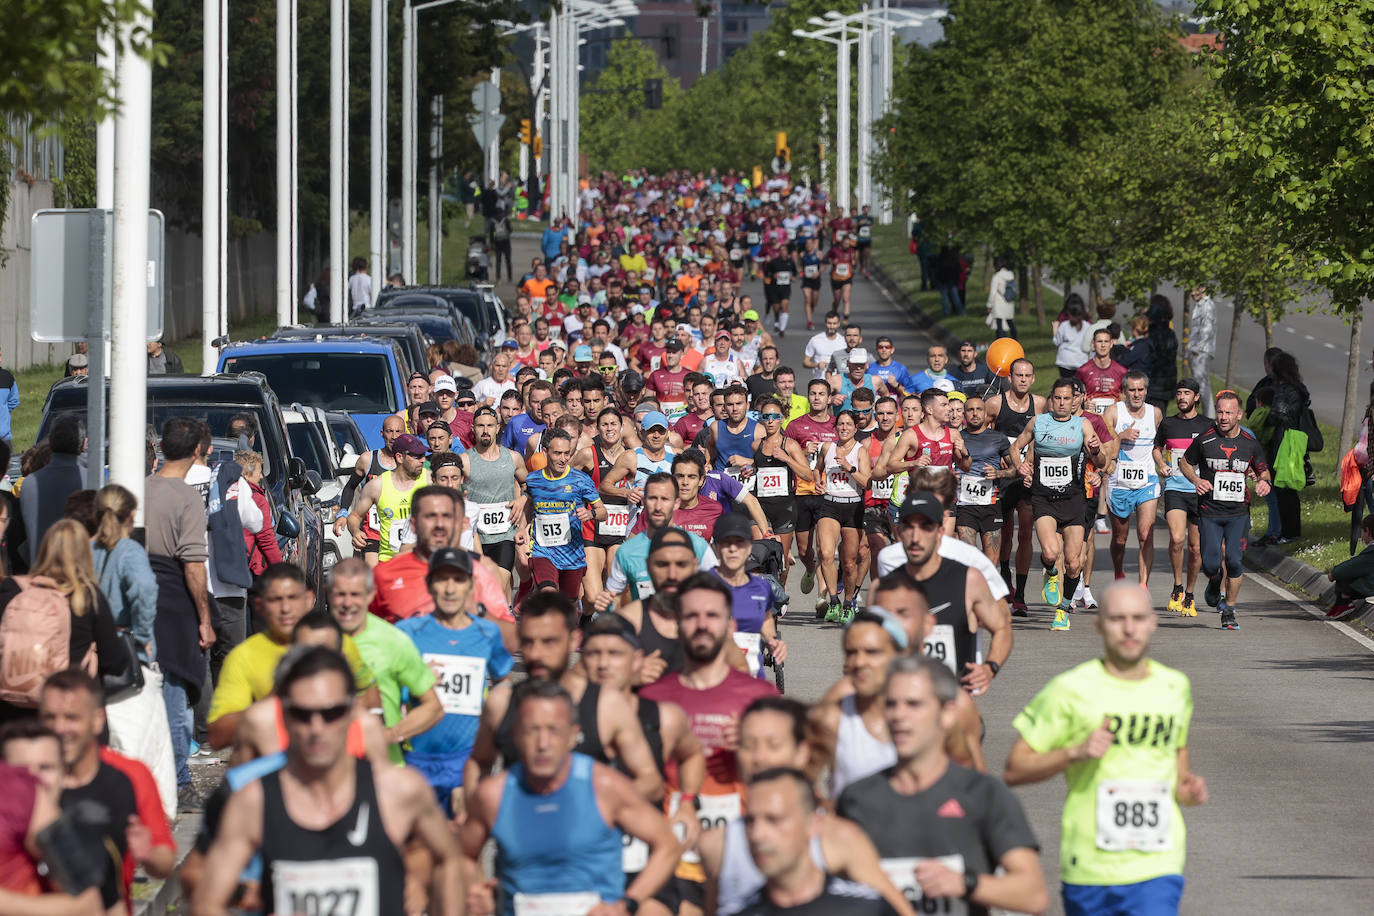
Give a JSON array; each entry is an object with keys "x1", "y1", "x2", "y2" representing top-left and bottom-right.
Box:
[
  {"x1": 714, "y1": 418, "x2": 758, "y2": 471},
  {"x1": 492, "y1": 754, "x2": 624, "y2": 913},
  {"x1": 1031, "y1": 413, "x2": 1086, "y2": 496},
  {"x1": 634, "y1": 446, "x2": 675, "y2": 489}
]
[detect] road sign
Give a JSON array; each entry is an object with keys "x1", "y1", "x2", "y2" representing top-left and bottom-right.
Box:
[
  {"x1": 29, "y1": 208, "x2": 165, "y2": 343},
  {"x1": 469, "y1": 82, "x2": 505, "y2": 151}
]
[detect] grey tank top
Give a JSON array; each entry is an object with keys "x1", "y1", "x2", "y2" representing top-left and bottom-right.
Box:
[
  {"x1": 464, "y1": 447, "x2": 519, "y2": 542},
  {"x1": 830, "y1": 694, "x2": 897, "y2": 798},
  {"x1": 717, "y1": 815, "x2": 827, "y2": 915}
]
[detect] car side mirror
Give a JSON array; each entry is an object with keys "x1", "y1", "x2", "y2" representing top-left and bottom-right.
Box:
[
  {"x1": 288, "y1": 456, "x2": 307, "y2": 489},
  {"x1": 303, "y1": 470, "x2": 323, "y2": 495},
  {"x1": 276, "y1": 511, "x2": 301, "y2": 539}
]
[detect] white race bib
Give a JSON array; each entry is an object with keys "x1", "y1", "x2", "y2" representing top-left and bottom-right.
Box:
[
  {"x1": 633, "y1": 577, "x2": 655, "y2": 599},
  {"x1": 1090, "y1": 397, "x2": 1115, "y2": 415},
  {"x1": 730, "y1": 247, "x2": 744, "y2": 260},
  {"x1": 870, "y1": 475, "x2": 895, "y2": 502},
  {"x1": 367, "y1": 506, "x2": 380, "y2": 531},
  {"x1": 858, "y1": 225, "x2": 872, "y2": 240},
  {"x1": 733, "y1": 631, "x2": 763, "y2": 677},
  {"x1": 471, "y1": 502, "x2": 511, "y2": 536},
  {"x1": 834, "y1": 262, "x2": 852, "y2": 279},
  {"x1": 747, "y1": 231, "x2": 761, "y2": 245},
  {"x1": 534, "y1": 512, "x2": 572, "y2": 547},
  {"x1": 1213, "y1": 470, "x2": 1246, "y2": 502},
  {"x1": 1038, "y1": 456, "x2": 1073, "y2": 487},
  {"x1": 1167, "y1": 448, "x2": 1183, "y2": 474},
  {"x1": 880, "y1": 854, "x2": 967, "y2": 916},
  {"x1": 272, "y1": 857, "x2": 379, "y2": 916},
  {"x1": 922, "y1": 624, "x2": 958, "y2": 675},
  {"x1": 424, "y1": 653, "x2": 485, "y2": 717},
  {"x1": 774, "y1": 270, "x2": 791, "y2": 285},
  {"x1": 599, "y1": 505, "x2": 631, "y2": 537},
  {"x1": 1116, "y1": 462, "x2": 1148, "y2": 490},
  {"x1": 513, "y1": 891, "x2": 601, "y2": 916},
  {"x1": 1096, "y1": 780, "x2": 1172, "y2": 852},
  {"x1": 958, "y1": 474, "x2": 995, "y2": 506},
  {"x1": 675, "y1": 792, "x2": 741, "y2": 864},
  {"x1": 804, "y1": 264, "x2": 820, "y2": 279},
  {"x1": 756, "y1": 467, "x2": 789, "y2": 498},
  {"x1": 622, "y1": 834, "x2": 649, "y2": 874}
]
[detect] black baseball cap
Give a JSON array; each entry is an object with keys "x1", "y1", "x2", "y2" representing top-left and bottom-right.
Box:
[
  {"x1": 427, "y1": 546, "x2": 473, "y2": 576},
  {"x1": 713, "y1": 512, "x2": 753, "y2": 544},
  {"x1": 664, "y1": 338, "x2": 685, "y2": 352},
  {"x1": 1176, "y1": 377, "x2": 1202, "y2": 393},
  {"x1": 583, "y1": 613, "x2": 640, "y2": 649},
  {"x1": 620, "y1": 370, "x2": 645, "y2": 392},
  {"x1": 649, "y1": 526, "x2": 695, "y2": 556},
  {"x1": 897, "y1": 490, "x2": 945, "y2": 524}
]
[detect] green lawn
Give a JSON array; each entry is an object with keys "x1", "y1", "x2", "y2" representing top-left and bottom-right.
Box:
[{"x1": 869, "y1": 222, "x2": 1354, "y2": 575}]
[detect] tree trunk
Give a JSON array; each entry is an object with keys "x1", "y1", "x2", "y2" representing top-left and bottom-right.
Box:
[
  {"x1": 1032, "y1": 261, "x2": 1047, "y2": 326},
  {"x1": 980, "y1": 243, "x2": 993, "y2": 294},
  {"x1": 1223, "y1": 293, "x2": 1243, "y2": 391},
  {"x1": 1180, "y1": 294, "x2": 1192, "y2": 357},
  {"x1": 1341, "y1": 309, "x2": 1364, "y2": 452},
  {"x1": 1262, "y1": 302, "x2": 1274, "y2": 350},
  {"x1": 1017, "y1": 263, "x2": 1031, "y2": 316}
]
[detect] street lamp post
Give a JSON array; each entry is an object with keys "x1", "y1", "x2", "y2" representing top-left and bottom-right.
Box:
[
  {"x1": 369, "y1": 0, "x2": 387, "y2": 303},
  {"x1": 329, "y1": 0, "x2": 347, "y2": 322}
]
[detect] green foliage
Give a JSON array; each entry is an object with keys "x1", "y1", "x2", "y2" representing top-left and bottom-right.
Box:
[
  {"x1": 580, "y1": 37, "x2": 681, "y2": 174},
  {"x1": 52, "y1": 121, "x2": 97, "y2": 209},
  {"x1": 1194, "y1": 0, "x2": 1374, "y2": 312}
]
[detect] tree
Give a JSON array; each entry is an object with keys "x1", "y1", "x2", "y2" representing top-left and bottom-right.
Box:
[
  {"x1": 580, "y1": 36, "x2": 681, "y2": 175},
  {"x1": 1195, "y1": 0, "x2": 1374, "y2": 448}
]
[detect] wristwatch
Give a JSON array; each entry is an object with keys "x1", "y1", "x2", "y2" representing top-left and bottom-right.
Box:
[
  {"x1": 963, "y1": 872, "x2": 980, "y2": 899},
  {"x1": 986, "y1": 660, "x2": 1000, "y2": 678}
]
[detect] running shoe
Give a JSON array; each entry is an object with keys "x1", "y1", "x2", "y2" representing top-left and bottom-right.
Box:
[
  {"x1": 1051, "y1": 607, "x2": 1071, "y2": 631},
  {"x1": 841, "y1": 600, "x2": 857, "y2": 624},
  {"x1": 824, "y1": 596, "x2": 843, "y2": 623},
  {"x1": 1041, "y1": 571, "x2": 1061, "y2": 608},
  {"x1": 1094, "y1": 517, "x2": 1110, "y2": 534},
  {"x1": 1327, "y1": 601, "x2": 1360, "y2": 621},
  {"x1": 1010, "y1": 599, "x2": 1029, "y2": 618},
  {"x1": 1082, "y1": 587, "x2": 1098, "y2": 609},
  {"x1": 807, "y1": 321, "x2": 815, "y2": 331},
  {"x1": 1180, "y1": 594, "x2": 1198, "y2": 618},
  {"x1": 800, "y1": 568, "x2": 815, "y2": 595},
  {"x1": 1072, "y1": 581, "x2": 1085, "y2": 605},
  {"x1": 1204, "y1": 574, "x2": 1222, "y2": 609},
  {"x1": 1167, "y1": 586, "x2": 1183, "y2": 615},
  {"x1": 1220, "y1": 605, "x2": 1239, "y2": 630}
]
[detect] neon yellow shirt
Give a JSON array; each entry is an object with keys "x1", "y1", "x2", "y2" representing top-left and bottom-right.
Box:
[
  {"x1": 1013, "y1": 658, "x2": 1192, "y2": 886},
  {"x1": 352, "y1": 616, "x2": 438, "y2": 764},
  {"x1": 208, "y1": 632, "x2": 376, "y2": 725}
]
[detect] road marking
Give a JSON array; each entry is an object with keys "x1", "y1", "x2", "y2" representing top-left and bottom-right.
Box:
[
  {"x1": 1285, "y1": 326, "x2": 1296, "y2": 333},
  {"x1": 1246, "y1": 568, "x2": 1374, "y2": 653},
  {"x1": 1304, "y1": 334, "x2": 1315, "y2": 341},
  {"x1": 1325, "y1": 342, "x2": 1337, "y2": 349}
]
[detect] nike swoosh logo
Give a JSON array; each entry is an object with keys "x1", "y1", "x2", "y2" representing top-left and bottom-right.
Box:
[
  {"x1": 347, "y1": 801, "x2": 370, "y2": 846},
  {"x1": 928, "y1": 602, "x2": 952, "y2": 616}
]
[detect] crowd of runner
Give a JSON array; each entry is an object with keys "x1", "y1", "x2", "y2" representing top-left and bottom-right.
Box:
[{"x1": 5, "y1": 167, "x2": 1283, "y2": 915}]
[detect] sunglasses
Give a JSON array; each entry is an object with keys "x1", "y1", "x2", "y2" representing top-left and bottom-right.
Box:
[
  {"x1": 760, "y1": 413, "x2": 784, "y2": 421},
  {"x1": 598, "y1": 365, "x2": 618, "y2": 374},
  {"x1": 282, "y1": 702, "x2": 351, "y2": 725}
]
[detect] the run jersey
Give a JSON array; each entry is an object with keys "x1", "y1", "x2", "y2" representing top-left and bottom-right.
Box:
[
  {"x1": 911, "y1": 424, "x2": 957, "y2": 477},
  {"x1": 673, "y1": 411, "x2": 711, "y2": 449},
  {"x1": 702, "y1": 352, "x2": 745, "y2": 388},
  {"x1": 784, "y1": 414, "x2": 838, "y2": 496},
  {"x1": 959, "y1": 429, "x2": 1011, "y2": 507},
  {"x1": 799, "y1": 249, "x2": 823, "y2": 283},
  {"x1": 829, "y1": 217, "x2": 855, "y2": 241},
  {"x1": 828, "y1": 246, "x2": 856, "y2": 281},
  {"x1": 1182, "y1": 427, "x2": 1268, "y2": 517},
  {"x1": 632, "y1": 445, "x2": 675, "y2": 491},
  {"x1": 637, "y1": 339, "x2": 668, "y2": 373},
  {"x1": 947, "y1": 363, "x2": 1003, "y2": 397},
  {"x1": 732, "y1": 877, "x2": 897, "y2": 916},
  {"x1": 647, "y1": 366, "x2": 691, "y2": 411},
  {"x1": 1030, "y1": 413, "x2": 1086, "y2": 497},
  {"x1": 715, "y1": 418, "x2": 759, "y2": 471},
  {"x1": 396, "y1": 614, "x2": 513, "y2": 758},
  {"x1": 868, "y1": 360, "x2": 915, "y2": 395},
  {"x1": 835, "y1": 765, "x2": 1039, "y2": 916},
  {"x1": 1076, "y1": 359, "x2": 1130, "y2": 414},
  {"x1": 1154, "y1": 414, "x2": 1214, "y2": 494},
  {"x1": 360, "y1": 450, "x2": 396, "y2": 538},
  {"x1": 1110, "y1": 405, "x2": 1159, "y2": 491},
  {"x1": 584, "y1": 443, "x2": 628, "y2": 540},
  {"x1": 525, "y1": 466, "x2": 602, "y2": 568},
  {"x1": 1013, "y1": 658, "x2": 1191, "y2": 887},
  {"x1": 821, "y1": 441, "x2": 864, "y2": 500}
]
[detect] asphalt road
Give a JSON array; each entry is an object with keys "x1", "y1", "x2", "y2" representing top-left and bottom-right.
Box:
[
  {"x1": 752, "y1": 268, "x2": 1374, "y2": 914},
  {"x1": 1047, "y1": 275, "x2": 1371, "y2": 429}
]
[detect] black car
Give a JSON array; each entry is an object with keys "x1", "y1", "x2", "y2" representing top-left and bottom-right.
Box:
[
  {"x1": 376, "y1": 286, "x2": 498, "y2": 353},
  {"x1": 271, "y1": 324, "x2": 430, "y2": 379},
  {"x1": 36, "y1": 374, "x2": 327, "y2": 596},
  {"x1": 356, "y1": 310, "x2": 479, "y2": 355}
]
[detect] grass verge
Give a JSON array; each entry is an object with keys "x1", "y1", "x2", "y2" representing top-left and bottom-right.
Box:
[{"x1": 870, "y1": 222, "x2": 1354, "y2": 576}]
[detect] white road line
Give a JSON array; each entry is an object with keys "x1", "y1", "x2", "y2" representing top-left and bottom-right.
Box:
[
  {"x1": 1246, "y1": 568, "x2": 1374, "y2": 653},
  {"x1": 1304, "y1": 334, "x2": 1315, "y2": 341},
  {"x1": 1325, "y1": 342, "x2": 1337, "y2": 349},
  {"x1": 1285, "y1": 326, "x2": 1296, "y2": 333}
]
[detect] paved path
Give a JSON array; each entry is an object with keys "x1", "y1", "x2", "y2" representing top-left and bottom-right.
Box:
[{"x1": 744, "y1": 269, "x2": 1374, "y2": 913}]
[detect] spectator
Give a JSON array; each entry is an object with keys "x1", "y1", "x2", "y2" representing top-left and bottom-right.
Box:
[
  {"x1": 1186, "y1": 286, "x2": 1217, "y2": 416},
  {"x1": 1261, "y1": 351, "x2": 1312, "y2": 543},
  {"x1": 65, "y1": 353, "x2": 89, "y2": 377},
  {"x1": 62, "y1": 342, "x2": 90, "y2": 378},
  {"x1": 1083, "y1": 300, "x2": 1123, "y2": 351},
  {"x1": 18, "y1": 416, "x2": 86, "y2": 567},
  {"x1": 0, "y1": 520, "x2": 129, "y2": 724},
  {"x1": 1328, "y1": 516, "x2": 1374, "y2": 619},
  {"x1": 90, "y1": 485, "x2": 158, "y2": 666},
  {"x1": 143, "y1": 417, "x2": 214, "y2": 810},
  {"x1": 985, "y1": 258, "x2": 1018, "y2": 339},
  {"x1": 933, "y1": 243, "x2": 965, "y2": 317},
  {"x1": 0, "y1": 490, "x2": 11, "y2": 579},
  {"x1": 145, "y1": 338, "x2": 183, "y2": 375},
  {"x1": 1118, "y1": 314, "x2": 1153, "y2": 375},
  {"x1": 348, "y1": 255, "x2": 371, "y2": 315},
  {"x1": 1246, "y1": 346, "x2": 1285, "y2": 416},
  {"x1": 0, "y1": 346, "x2": 17, "y2": 447},
  {"x1": 235, "y1": 451, "x2": 281, "y2": 576},
  {"x1": 1052, "y1": 295, "x2": 1093, "y2": 377},
  {"x1": 36, "y1": 669, "x2": 175, "y2": 910},
  {"x1": 1145, "y1": 293, "x2": 1179, "y2": 409}
]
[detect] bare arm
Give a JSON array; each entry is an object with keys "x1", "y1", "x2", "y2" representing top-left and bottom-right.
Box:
[
  {"x1": 822, "y1": 816, "x2": 918, "y2": 916},
  {"x1": 604, "y1": 691, "x2": 665, "y2": 803},
  {"x1": 347, "y1": 477, "x2": 383, "y2": 548},
  {"x1": 396, "y1": 769, "x2": 466, "y2": 916},
  {"x1": 190, "y1": 785, "x2": 264, "y2": 915},
  {"x1": 388, "y1": 687, "x2": 444, "y2": 746},
  {"x1": 599, "y1": 767, "x2": 680, "y2": 909},
  {"x1": 963, "y1": 847, "x2": 1049, "y2": 914},
  {"x1": 184, "y1": 561, "x2": 213, "y2": 648}
]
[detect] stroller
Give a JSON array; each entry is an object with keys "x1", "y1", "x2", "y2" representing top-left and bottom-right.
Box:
[
  {"x1": 466, "y1": 234, "x2": 490, "y2": 280},
  {"x1": 748, "y1": 538, "x2": 788, "y2": 692}
]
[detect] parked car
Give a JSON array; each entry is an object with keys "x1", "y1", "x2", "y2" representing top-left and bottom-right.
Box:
[
  {"x1": 283, "y1": 405, "x2": 356, "y2": 572},
  {"x1": 472, "y1": 283, "x2": 511, "y2": 341},
  {"x1": 36, "y1": 374, "x2": 326, "y2": 595},
  {"x1": 217, "y1": 337, "x2": 407, "y2": 450},
  {"x1": 354, "y1": 310, "x2": 480, "y2": 362},
  {"x1": 272, "y1": 324, "x2": 430, "y2": 380},
  {"x1": 376, "y1": 286, "x2": 498, "y2": 353}
]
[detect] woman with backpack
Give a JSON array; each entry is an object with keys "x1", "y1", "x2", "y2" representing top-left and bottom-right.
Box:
[
  {"x1": 985, "y1": 258, "x2": 1018, "y2": 339},
  {"x1": 0, "y1": 519, "x2": 128, "y2": 721},
  {"x1": 90, "y1": 485, "x2": 158, "y2": 664}
]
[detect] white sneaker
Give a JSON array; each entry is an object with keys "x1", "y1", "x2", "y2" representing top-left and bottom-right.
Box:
[
  {"x1": 1082, "y1": 587, "x2": 1098, "y2": 609},
  {"x1": 1072, "y1": 581, "x2": 1085, "y2": 603},
  {"x1": 1094, "y1": 517, "x2": 1109, "y2": 534}
]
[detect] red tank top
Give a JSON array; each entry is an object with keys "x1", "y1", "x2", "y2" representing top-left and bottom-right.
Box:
[
  {"x1": 912, "y1": 424, "x2": 955, "y2": 468},
  {"x1": 0, "y1": 764, "x2": 41, "y2": 894}
]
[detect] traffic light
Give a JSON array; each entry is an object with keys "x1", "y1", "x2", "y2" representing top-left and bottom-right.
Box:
[
  {"x1": 772, "y1": 131, "x2": 790, "y2": 174},
  {"x1": 644, "y1": 78, "x2": 663, "y2": 110},
  {"x1": 532, "y1": 133, "x2": 542, "y2": 158},
  {"x1": 519, "y1": 119, "x2": 532, "y2": 145}
]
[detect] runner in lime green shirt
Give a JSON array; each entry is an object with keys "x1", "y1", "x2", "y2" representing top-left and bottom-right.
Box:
[
  {"x1": 328, "y1": 558, "x2": 442, "y2": 764},
  {"x1": 1004, "y1": 581, "x2": 1208, "y2": 916}
]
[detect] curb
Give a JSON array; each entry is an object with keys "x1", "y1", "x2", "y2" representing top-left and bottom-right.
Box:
[{"x1": 132, "y1": 812, "x2": 201, "y2": 916}]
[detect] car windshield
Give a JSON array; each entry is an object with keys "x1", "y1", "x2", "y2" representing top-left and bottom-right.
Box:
[
  {"x1": 448, "y1": 295, "x2": 485, "y2": 332},
  {"x1": 287, "y1": 422, "x2": 332, "y2": 477},
  {"x1": 221, "y1": 353, "x2": 398, "y2": 413},
  {"x1": 41, "y1": 404, "x2": 273, "y2": 476},
  {"x1": 328, "y1": 418, "x2": 368, "y2": 456}
]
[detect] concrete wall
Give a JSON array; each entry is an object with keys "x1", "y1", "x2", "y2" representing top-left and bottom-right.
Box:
[{"x1": 0, "y1": 178, "x2": 278, "y2": 372}]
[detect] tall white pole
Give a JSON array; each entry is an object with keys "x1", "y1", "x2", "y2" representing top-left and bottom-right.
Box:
[
  {"x1": 276, "y1": 0, "x2": 297, "y2": 324},
  {"x1": 699, "y1": 11, "x2": 708, "y2": 75},
  {"x1": 96, "y1": 32, "x2": 117, "y2": 209},
  {"x1": 329, "y1": 0, "x2": 348, "y2": 323},
  {"x1": 110, "y1": 4, "x2": 154, "y2": 519},
  {"x1": 369, "y1": 0, "x2": 387, "y2": 301},
  {"x1": 486, "y1": 69, "x2": 501, "y2": 186},
  {"x1": 566, "y1": 11, "x2": 580, "y2": 220},
  {"x1": 202, "y1": 0, "x2": 226, "y2": 372},
  {"x1": 428, "y1": 95, "x2": 443, "y2": 284},
  {"x1": 547, "y1": 8, "x2": 562, "y2": 221},
  {"x1": 835, "y1": 28, "x2": 851, "y2": 212},
  {"x1": 532, "y1": 25, "x2": 546, "y2": 192},
  {"x1": 878, "y1": 0, "x2": 894, "y2": 223},
  {"x1": 856, "y1": 14, "x2": 871, "y2": 211},
  {"x1": 402, "y1": 3, "x2": 416, "y2": 284}
]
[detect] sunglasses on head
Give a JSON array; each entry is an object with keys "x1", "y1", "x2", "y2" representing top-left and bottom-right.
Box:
[{"x1": 282, "y1": 702, "x2": 351, "y2": 725}]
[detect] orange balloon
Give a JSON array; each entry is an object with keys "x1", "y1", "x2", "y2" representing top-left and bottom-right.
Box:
[{"x1": 986, "y1": 338, "x2": 1026, "y2": 378}]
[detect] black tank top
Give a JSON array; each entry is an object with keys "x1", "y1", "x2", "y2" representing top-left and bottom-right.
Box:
[
  {"x1": 992, "y1": 391, "x2": 1036, "y2": 439},
  {"x1": 638, "y1": 604, "x2": 687, "y2": 676},
  {"x1": 496, "y1": 683, "x2": 609, "y2": 767},
  {"x1": 259, "y1": 758, "x2": 406, "y2": 914},
  {"x1": 917, "y1": 557, "x2": 977, "y2": 675},
  {"x1": 750, "y1": 438, "x2": 793, "y2": 511},
  {"x1": 637, "y1": 698, "x2": 666, "y2": 777},
  {"x1": 366, "y1": 449, "x2": 393, "y2": 480}
]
